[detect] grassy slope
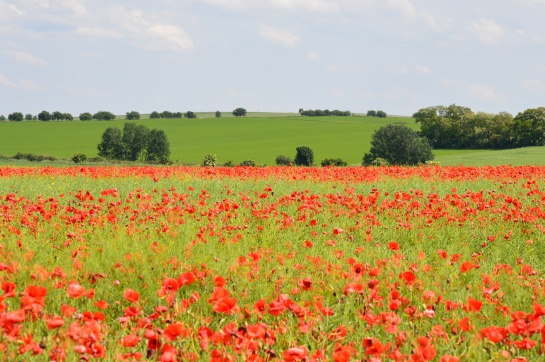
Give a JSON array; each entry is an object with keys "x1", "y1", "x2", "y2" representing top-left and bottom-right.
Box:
[{"x1": 0, "y1": 114, "x2": 543, "y2": 166}]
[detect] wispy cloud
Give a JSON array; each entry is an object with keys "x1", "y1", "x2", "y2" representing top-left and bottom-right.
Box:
[
  {"x1": 259, "y1": 25, "x2": 302, "y2": 47},
  {"x1": 469, "y1": 19, "x2": 505, "y2": 45},
  {"x1": 4, "y1": 50, "x2": 48, "y2": 66}
]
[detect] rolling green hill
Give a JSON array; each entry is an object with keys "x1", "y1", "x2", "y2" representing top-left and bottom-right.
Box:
[{"x1": 0, "y1": 114, "x2": 543, "y2": 166}]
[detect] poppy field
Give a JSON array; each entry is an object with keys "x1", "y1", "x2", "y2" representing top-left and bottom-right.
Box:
[{"x1": 1, "y1": 165, "x2": 545, "y2": 361}]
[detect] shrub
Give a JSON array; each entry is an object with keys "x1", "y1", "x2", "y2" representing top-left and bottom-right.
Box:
[
  {"x1": 294, "y1": 146, "x2": 314, "y2": 166},
  {"x1": 202, "y1": 154, "x2": 217, "y2": 167},
  {"x1": 13, "y1": 153, "x2": 56, "y2": 162},
  {"x1": 362, "y1": 124, "x2": 433, "y2": 166},
  {"x1": 320, "y1": 158, "x2": 347, "y2": 167},
  {"x1": 72, "y1": 153, "x2": 87, "y2": 163},
  {"x1": 79, "y1": 112, "x2": 92, "y2": 121},
  {"x1": 370, "y1": 157, "x2": 390, "y2": 166},
  {"x1": 239, "y1": 160, "x2": 256, "y2": 167},
  {"x1": 215, "y1": 111, "x2": 222, "y2": 118},
  {"x1": 275, "y1": 155, "x2": 293, "y2": 166},
  {"x1": 186, "y1": 111, "x2": 197, "y2": 119},
  {"x1": 126, "y1": 111, "x2": 140, "y2": 120},
  {"x1": 223, "y1": 160, "x2": 234, "y2": 167},
  {"x1": 93, "y1": 111, "x2": 116, "y2": 121}
]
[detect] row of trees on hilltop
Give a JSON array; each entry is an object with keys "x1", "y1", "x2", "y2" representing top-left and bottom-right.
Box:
[
  {"x1": 414, "y1": 105, "x2": 545, "y2": 149},
  {"x1": 298, "y1": 109, "x2": 351, "y2": 117},
  {"x1": 2, "y1": 111, "x2": 74, "y2": 121}
]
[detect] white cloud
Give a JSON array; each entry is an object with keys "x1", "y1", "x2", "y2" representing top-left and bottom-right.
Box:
[
  {"x1": 415, "y1": 65, "x2": 431, "y2": 75},
  {"x1": 76, "y1": 27, "x2": 123, "y2": 39},
  {"x1": 329, "y1": 89, "x2": 344, "y2": 98},
  {"x1": 4, "y1": 50, "x2": 48, "y2": 66},
  {"x1": 205, "y1": 0, "x2": 340, "y2": 13},
  {"x1": 259, "y1": 25, "x2": 301, "y2": 47},
  {"x1": 391, "y1": 66, "x2": 410, "y2": 75},
  {"x1": 469, "y1": 19, "x2": 505, "y2": 45},
  {"x1": 0, "y1": 74, "x2": 18, "y2": 88},
  {"x1": 467, "y1": 83, "x2": 506, "y2": 103},
  {"x1": 521, "y1": 79, "x2": 545, "y2": 94},
  {"x1": 20, "y1": 79, "x2": 39, "y2": 91},
  {"x1": 307, "y1": 51, "x2": 320, "y2": 61}
]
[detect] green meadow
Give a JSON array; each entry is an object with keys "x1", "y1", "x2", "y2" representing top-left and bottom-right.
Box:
[{"x1": 0, "y1": 113, "x2": 543, "y2": 166}]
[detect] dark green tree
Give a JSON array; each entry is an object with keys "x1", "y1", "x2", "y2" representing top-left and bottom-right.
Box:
[
  {"x1": 321, "y1": 158, "x2": 347, "y2": 166},
  {"x1": 25, "y1": 113, "x2": 33, "y2": 121},
  {"x1": 363, "y1": 124, "x2": 434, "y2": 166},
  {"x1": 376, "y1": 110, "x2": 387, "y2": 118},
  {"x1": 122, "y1": 123, "x2": 150, "y2": 161},
  {"x1": 79, "y1": 112, "x2": 92, "y2": 121},
  {"x1": 97, "y1": 127, "x2": 124, "y2": 159},
  {"x1": 63, "y1": 113, "x2": 74, "y2": 121},
  {"x1": 8, "y1": 112, "x2": 24, "y2": 122},
  {"x1": 232, "y1": 108, "x2": 247, "y2": 117},
  {"x1": 145, "y1": 129, "x2": 170, "y2": 163},
  {"x1": 52, "y1": 111, "x2": 64, "y2": 120},
  {"x1": 0, "y1": 115, "x2": 6, "y2": 121},
  {"x1": 38, "y1": 110, "x2": 51, "y2": 121},
  {"x1": 294, "y1": 146, "x2": 314, "y2": 166},
  {"x1": 513, "y1": 107, "x2": 545, "y2": 147},
  {"x1": 215, "y1": 111, "x2": 222, "y2": 118},
  {"x1": 93, "y1": 111, "x2": 116, "y2": 121},
  {"x1": 185, "y1": 111, "x2": 197, "y2": 119},
  {"x1": 367, "y1": 110, "x2": 377, "y2": 117},
  {"x1": 150, "y1": 111, "x2": 160, "y2": 119},
  {"x1": 275, "y1": 155, "x2": 293, "y2": 166},
  {"x1": 126, "y1": 111, "x2": 140, "y2": 120}
]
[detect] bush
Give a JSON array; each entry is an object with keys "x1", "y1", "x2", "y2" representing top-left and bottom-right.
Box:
[
  {"x1": 126, "y1": 111, "x2": 140, "y2": 120},
  {"x1": 320, "y1": 158, "x2": 347, "y2": 167},
  {"x1": 223, "y1": 160, "x2": 234, "y2": 167},
  {"x1": 93, "y1": 111, "x2": 116, "y2": 121},
  {"x1": 367, "y1": 110, "x2": 377, "y2": 117},
  {"x1": 370, "y1": 157, "x2": 390, "y2": 166},
  {"x1": 88, "y1": 156, "x2": 103, "y2": 162},
  {"x1": 362, "y1": 124, "x2": 433, "y2": 166},
  {"x1": 294, "y1": 146, "x2": 314, "y2": 166},
  {"x1": 72, "y1": 153, "x2": 87, "y2": 163},
  {"x1": 275, "y1": 155, "x2": 293, "y2": 166},
  {"x1": 202, "y1": 154, "x2": 217, "y2": 167},
  {"x1": 8, "y1": 112, "x2": 24, "y2": 122},
  {"x1": 13, "y1": 153, "x2": 56, "y2": 162},
  {"x1": 185, "y1": 111, "x2": 197, "y2": 119},
  {"x1": 232, "y1": 108, "x2": 247, "y2": 117},
  {"x1": 239, "y1": 160, "x2": 256, "y2": 167},
  {"x1": 79, "y1": 112, "x2": 92, "y2": 121}
]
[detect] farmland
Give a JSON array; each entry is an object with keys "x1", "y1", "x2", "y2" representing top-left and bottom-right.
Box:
[{"x1": 1, "y1": 165, "x2": 545, "y2": 360}]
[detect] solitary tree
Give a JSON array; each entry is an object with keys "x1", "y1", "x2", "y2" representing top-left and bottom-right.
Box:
[
  {"x1": 232, "y1": 108, "x2": 247, "y2": 117},
  {"x1": 294, "y1": 146, "x2": 314, "y2": 166},
  {"x1": 126, "y1": 111, "x2": 140, "y2": 120},
  {"x1": 38, "y1": 110, "x2": 52, "y2": 121},
  {"x1": 215, "y1": 111, "x2": 222, "y2": 118},
  {"x1": 79, "y1": 112, "x2": 92, "y2": 121},
  {"x1": 363, "y1": 124, "x2": 433, "y2": 166},
  {"x1": 185, "y1": 111, "x2": 197, "y2": 119},
  {"x1": 8, "y1": 112, "x2": 24, "y2": 122},
  {"x1": 63, "y1": 113, "x2": 74, "y2": 121}
]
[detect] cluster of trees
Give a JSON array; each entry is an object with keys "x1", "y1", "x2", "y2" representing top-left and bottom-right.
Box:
[
  {"x1": 80, "y1": 111, "x2": 116, "y2": 121},
  {"x1": 150, "y1": 111, "x2": 184, "y2": 119},
  {"x1": 298, "y1": 109, "x2": 351, "y2": 117},
  {"x1": 232, "y1": 108, "x2": 247, "y2": 117},
  {"x1": 367, "y1": 110, "x2": 387, "y2": 118},
  {"x1": 1, "y1": 111, "x2": 74, "y2": 121},
  {"x1": 414, "y1": 105, "x2": 545, "y2": 149},
  {"x1": 97, "y1": 123, "x2": 170, "y2": 163}
]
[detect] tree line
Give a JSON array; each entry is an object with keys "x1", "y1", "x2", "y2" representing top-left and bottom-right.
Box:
[
  {"x1": 414, "y1": 105, "x2": 545, "y2": 149},
  {"x1": 298, "y1": 109, "x2": 352, "y2": 117}
]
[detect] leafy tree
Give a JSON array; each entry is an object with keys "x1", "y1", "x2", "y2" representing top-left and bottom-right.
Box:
[
  {"x1": 294, "y1": 146, "x2": 314, "y2": 166},
  {"x1": 363, "y1": 124, "x2": 433, "y2": 166},
  {"x1": 202, "y1": 154, "x2": 217, "y2": 167},
  {"x1": 185, "y1": 111, "x2": 197, "y2": 119},
  {"x1": 8, "y1": 112, "x2": 24, "y2": 122},
  {"x1": 150, "y1": 111, "x2": 160, "y2": 119},
  {"x1": 32, "y1": 115, "x2": 38, "y2": 120},
  {"x1": 145, "y1": 129, "x2": 170, "y2": 163},
  {"x1": 298, "y1": 108, "x2": 304, "y2": 114},
  {"x1": 321, "y1": 158, "x2": 347, "y2": 167},
  {"x1": 122, "y1": 123, "x2": 150, "y2": 161},
  {"x1": 376, "y1": 110, "x2": 387, "y2": 118},
  {"x1": 275, "y1": 155, "x2": 293, "y2": 166},
  {"x1": 0, "y1": 115, "x2": 5, "y2": 121},
  {"x1": 173, "y1": 112, "x2": 183, "y2": 118},
  {"x1": 160, "y1": 111, "x2": 173, "y2": 119},
  {"x1": 93, "y1": 111, "x2": 116, "y2": 121},
  {"x1": 52, "y1": 111, "x2": 64, "y2": 120},
  {"x1": 25, "y1": 114, "x2": 33, "y2": 121},
  {"x1": 72, "y1": 153, "x2": 87, "y2": 163},
  {"x1": 232, "y1": 108, "x2": 247, "y2": 117},
  {"x1": 79, "y1": 112, "x2": 92, "y2": 121},
  {"x1": 215, "y1": 111, "x2": 222, "y2": 118},
  {"x1": 38, "y1": 110, "x2": 51, "y2": 121},
  {"x1": 97, "y1": 127, "x2": 124, "y2": 159},
  {"x1": 239, "y1": 160, "x2": 256, "y2": 167},
  {"x1": 367, "y1": 110, "x2": 377, "y2": 117},
  {"x1": 513, "y1": 107, "x2": 545, "y2": 147},
  {"x1": 126, "y1": 111, "x2": 140, "y2": 120},
  {"x1": 64, "y1": 113, "x2": 74, "y2": 121}
]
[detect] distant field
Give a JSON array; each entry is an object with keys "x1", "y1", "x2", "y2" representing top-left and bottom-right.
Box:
[
  {"x1": 0, "y1": 114, "x2": 543, "y2": 166},
  {"x1": 0, "y1": 115, "x2": 415, "y2": 165}
]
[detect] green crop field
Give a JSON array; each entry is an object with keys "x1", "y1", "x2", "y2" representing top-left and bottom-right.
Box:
[{"x1": 0, "y1": 113, "x2": 543, "y2": 166}]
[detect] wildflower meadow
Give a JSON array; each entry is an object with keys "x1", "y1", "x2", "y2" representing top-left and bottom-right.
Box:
[{"x1": 1, "y1": 165, "x2": 545, "y2": 361}]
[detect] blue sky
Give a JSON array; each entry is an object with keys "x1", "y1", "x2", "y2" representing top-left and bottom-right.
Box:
[{"x1": 1, "y1": 0, "x2": 544, "y2": 116}]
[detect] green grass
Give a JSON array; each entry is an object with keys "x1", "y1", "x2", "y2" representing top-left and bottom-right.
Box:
[
  {"x1": 0, "y1": 115, "x2": 415, "y2": 165},
  {"x1": 1, "y1": 114, "x2": 543, "y2": 166}
]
